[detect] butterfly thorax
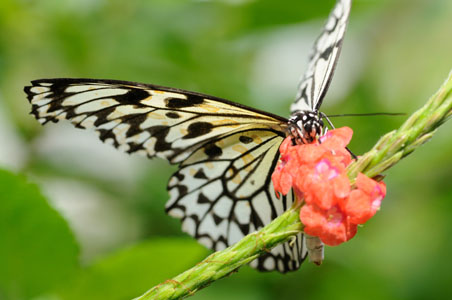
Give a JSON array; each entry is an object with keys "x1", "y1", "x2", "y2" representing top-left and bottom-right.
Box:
[{"x1": 288, "y1": 111, "x2": 324, "y2": 145}]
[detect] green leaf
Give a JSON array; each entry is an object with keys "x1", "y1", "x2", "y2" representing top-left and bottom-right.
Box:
[
  {"x1": 58, "y1": 238, "x2": 208, "y2": 300},
  {"x1": 0, "y1": 169, "x2": 79, "y2": 300}
]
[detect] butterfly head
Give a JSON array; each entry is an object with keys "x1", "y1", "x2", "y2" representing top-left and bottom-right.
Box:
[{"x1": 288, "y1": 111, "x2": 324, "y2": 145}]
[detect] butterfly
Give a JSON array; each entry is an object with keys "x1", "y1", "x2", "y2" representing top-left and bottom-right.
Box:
[{"x1": 24, "y1": 0, "x2": 351, "y2": 273}]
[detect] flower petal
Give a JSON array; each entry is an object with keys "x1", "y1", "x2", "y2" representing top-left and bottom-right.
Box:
[
  {"x1": 300, "y1": 204, "x2": 326, "y2": 237},
  {"x1": 341, "y1": 189, "x2": 374, "y2": 224},
  {"x1": 333, "y1": 174, "x2": 351, "y2": 199},
  {"x1": 320, "y1": 127, "x2": 353, "y2": 150}
]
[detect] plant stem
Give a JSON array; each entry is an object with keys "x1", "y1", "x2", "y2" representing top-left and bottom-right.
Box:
[
  {"x1": 134, "y1": 70, "x2": 452, "y2": 300},
  {"x1": 135, "y1": 203, "x2": 302, "y2": 300}
]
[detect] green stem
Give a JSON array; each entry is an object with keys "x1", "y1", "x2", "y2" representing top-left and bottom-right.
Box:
[
  {"x1": 135, "y1": 70, "x2": 452, "y2": 300},
  {"x1": 135, "y1": 203, "x2": 302, "y2": 300}
]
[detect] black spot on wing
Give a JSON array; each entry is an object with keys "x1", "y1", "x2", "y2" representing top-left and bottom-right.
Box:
[
  {"x1": 98, "y1": 128, "x2": 119, "y2": 146},
  {"x1": 212, "y1": 213, "x2": 223, "y2": 226},
  {"x1": 183, "y1": 122, "x2": 213, "y2": 139},
  {"x1": 123, "y1": 113, "x2": 148, "y2": 137},
  {"x1": 173, "y1": 172, "x2": 184, "y2": 181},
  {"x1": 250, "y1": 209, "x2": 264, "y2": 228},
  {"x1": 49, "y1": 83, "x2": 71, "y2": 99},
  {"x1": 166, "y1": 94, "x2": 204, "y2": 108},
  {"x1": 238, "y1": 222, "x2": 250, "y2": 235},
  {"x1": 147, "y1": 125, "x2": 172, "y2": 151},
  {"x1": 194, "y1": 168, "x2": 208, "y2": 179},
  {"x1": 198, "y1": 193, "x2": 210, "y2": 204},
  {"x1": 115, "y1": 88, "x2": 150, "y2": 104},
  {"x1": 239, "y1": 135, "x2": 253, "y2": 144},
  {"x1": 127, "y1": 142, "x2": 145, "y2": 153},
  {"x1": 91, "y1": 106, "x2": 117, "y2": 127},
  {"x1": 204, "y1": 143, "x2": 223, "y2": 158},
  {"x1": 175, "y1": 185, "x2": 188, "y2": 198},
  {"x1": 165, "y1": 112, "x2": 180, "y2": 119},
  {"x1": 320, "y1": 45, "x2": 334, "y2": 60}
]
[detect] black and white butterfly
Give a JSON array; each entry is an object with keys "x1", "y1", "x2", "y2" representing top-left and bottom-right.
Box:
[{"x1": 24, "y1": 0, "x2": 351, "y2": 273}]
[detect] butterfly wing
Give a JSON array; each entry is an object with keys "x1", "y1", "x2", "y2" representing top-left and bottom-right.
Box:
[
  {"x1": 25, "y1": 78, "x2": 307, "y2": 272},
  {"x1": 166, "y1": 128, "x2": 307, "y2": 272},
  {"x1": 291, "y1": 0, "x2": 352, "y2": 113},
  {"x1": 25, "y1": 78, "x2": 286, "y2": 164}
]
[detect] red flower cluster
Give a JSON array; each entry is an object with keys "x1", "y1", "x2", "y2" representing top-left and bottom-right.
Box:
[{"x1": 272, "y1": 127, "x2": 386, "y2": 246}]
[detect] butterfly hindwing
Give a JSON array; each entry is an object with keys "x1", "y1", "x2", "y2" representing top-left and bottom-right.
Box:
[
  {"x1": 166, "y1": 128, "x2": 307, "y2": 272},
  {"x1": 252, "y1": 231, "x2": 306, "y2": 272},
  {"x1": 25, "y1": 78, "x2": 306, "y2": 272},
  {"x1": 291, "y1": 0, "x2": 351, "y2": 113}
]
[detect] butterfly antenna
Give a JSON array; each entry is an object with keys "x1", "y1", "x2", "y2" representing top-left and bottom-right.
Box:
[{"x1": 326, "y1": 112, "x2": 405, "y2": 118}]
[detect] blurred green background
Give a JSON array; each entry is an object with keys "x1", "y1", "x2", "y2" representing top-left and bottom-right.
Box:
[{"x1": 1, "y1": 0, "x2": 452, "y2": 299}]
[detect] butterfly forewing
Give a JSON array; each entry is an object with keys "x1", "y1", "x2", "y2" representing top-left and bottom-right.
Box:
[
  {"x1": 26, "y1": 79, "x2": 285, "y2": 162},
  {"x1": 291, "y1": 0, "x2": 351, "y2": 114},
  {"x1": 25, "y1": 78, "x2": 306, "y2": 272}
]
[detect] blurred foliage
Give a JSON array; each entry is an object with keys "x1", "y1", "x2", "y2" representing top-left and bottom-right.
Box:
[
  {"x1": 58, "y1": 238, "x2": 207, "y2": 300},
  {"x1": 1, "y1": 0, "x2": 452, "y2": 299},
  {"x1": 0, "y1": 169, "x2": 78, "y2": 299}
]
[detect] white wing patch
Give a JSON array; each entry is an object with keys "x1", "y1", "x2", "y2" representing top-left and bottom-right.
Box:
[
  {"x1": 25, "y1": 78, "x2": 307, "y2": 272},
  {"x1": 291, "y1": 0, "x2": 351, "y2": 113}
]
